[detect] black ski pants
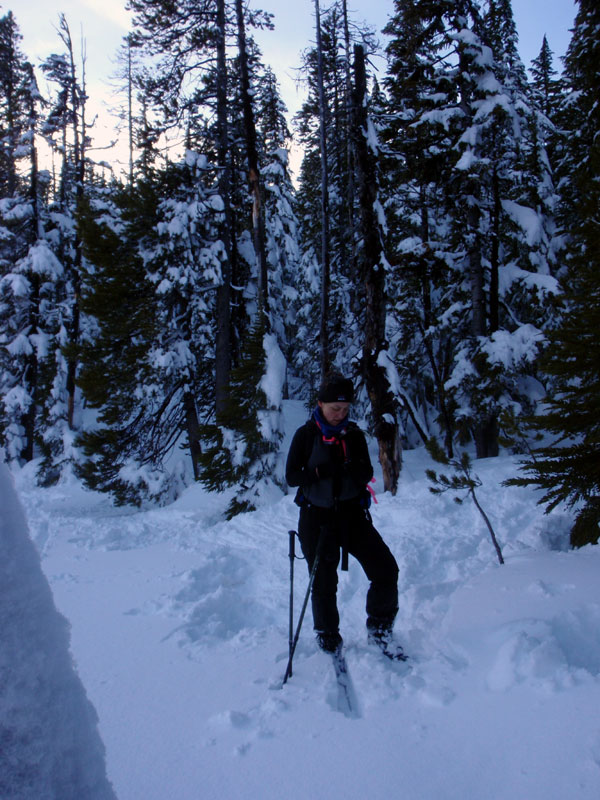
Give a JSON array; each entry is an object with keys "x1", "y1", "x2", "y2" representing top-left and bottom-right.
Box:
[{"x1": 297, "y1": 500, "x2": 399, "y2": 635}]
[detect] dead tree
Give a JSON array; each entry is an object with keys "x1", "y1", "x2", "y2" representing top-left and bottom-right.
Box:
[{"x1": 352, "y1": 44, "x2": 401, "y2": 493}]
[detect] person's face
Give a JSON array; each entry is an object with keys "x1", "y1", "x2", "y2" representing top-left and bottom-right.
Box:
[{"x1": 318, "y1": 401, "x2": 350, "y2": 426}]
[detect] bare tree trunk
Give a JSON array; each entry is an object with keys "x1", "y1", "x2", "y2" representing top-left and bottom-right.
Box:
[
  {"x1": 467, "y1": 202, "x2": 486, "y2": 338},
  {"x1": 351, "y1": 44, "x2": 401, "y2": 494},
  {"x1": 467, "y1": 196, "x2": 498, "y2": 458},
  {"x1": 214, "y1": 0, "x2": 233, "y2": 415},
  {"x1": 458, "y1": 42, "x2": 498, "y2": 460},
  {"x1": 314, "y1": 0, "x2": 331, "y2": 378},
  {"x1": 127, "y1": 35, "x2": 134, "y2": 187},
  {"x1": 235, "y1": 0, "x2": 268, "y2": 313},
  {"x1": 489, "y1": 164, "x2": 500, "y2": 334},
  {"x1": 58, "y1": 16, "x2": 83, "y2": 432},
  {"x1": 184, "y1": 391, "x2": 202, "y2": 481},
  {"x1": 21, "y1": 71, "x2": 42, "y2": 462},
  {"x1": 341, "y1": 0, "x2": 357, "y2": 288}
]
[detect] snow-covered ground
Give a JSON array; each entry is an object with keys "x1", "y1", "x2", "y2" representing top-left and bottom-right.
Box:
[{"x1": 8, "y1": 400, "x2": 600, "y2": 799}]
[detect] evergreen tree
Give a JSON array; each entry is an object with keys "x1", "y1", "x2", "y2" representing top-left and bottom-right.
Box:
[
  {"x1": 352, "y1": 43, "x2": 402, "y2": 493},
  {"x1": 0, "y1": 11, "x2": 31, "y2": 198},
  {"x1": 195, "y1": 53, "x2": 293, "y2": 514},
  {"x1": 381, "y1": 0, "x2": 459, "y2": 453},
  {"x1": 380, "y1": 0, "x2": 558, "y2": 459},
  {"x1": 509, "y1": 0, "x2": 600, "y2": 547},
  {"x1": 36, "y1": 16, "x2": 91, "y2": 483},
  {"x1": 256, "y1": 67, "x2": 301, "y2": 355},
  {"x1": 74, "y1": 183, "x2": 161, "y2": 504},
  {"x1": 198, "y1": 311, "x2": 286, "y2": 518},
  {"x1": 528, "y1": 35, "x2": 564, "y2": 210},
  {"x1": 0, "y1": 11, "x2": 57, "y2": 464},
  {"x1": 530, "y1": 35, "x2": 562, "y2": 121},
  {"x1": 295, "y1": 2, "x2": 377, "y2": 382},
  {"x1": 76, "y1": 152, "x2": 224, "y2": 505}
]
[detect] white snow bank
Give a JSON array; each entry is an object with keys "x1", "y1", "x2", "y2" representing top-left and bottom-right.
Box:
[{"x1": 0, "y1": 462, "x2": 116, "y2": 800}]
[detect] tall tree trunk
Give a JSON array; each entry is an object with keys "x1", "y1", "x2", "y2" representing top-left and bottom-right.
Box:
[
  {"x1": 20, "y1": 73, "x2": 42, "y2": 462},
  {"x1": 467, "y1": 197, "x2": 498, "y2": 458},
  {"x1": 127, "y1": 35, "x2": 134, "y2": 187},
  {"x1": 235, "y1": 0, "x2": 268, "y2": 313},
  {"x1": 467, "y1": 202, "x2": 486, "y2": 338},
  {"x1": 489, "y1": 164, "x2": 500, "y2": 333},
  {"x1": 4, "y1": 43, "x2": 17, "y2": 197},
  {"x1": 59, "y1": 16, "x2": 83, "y2": 432},
  {"x1": 214, "y1": 0, "x2": 233, "y2": 415},
  {"x1": 314, "y1": 0, "x2": 331, "y2": 378},
  {"x1": 352, "y1": 44, "x2": 401, "y2": 494},
  {"x1": 458, "y1": 41, "x2": 498, "y2": 460},
  {"x1": 183, "y1": 390, "x2": 202, "y2": 481},
  {"x1": 341, "y1": 0, "x2": 358, "y2": 301}
]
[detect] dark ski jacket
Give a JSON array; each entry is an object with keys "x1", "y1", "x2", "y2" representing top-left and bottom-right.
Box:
[{"x1": 285, "y1": 417, "x2": 373, "y2": 509}]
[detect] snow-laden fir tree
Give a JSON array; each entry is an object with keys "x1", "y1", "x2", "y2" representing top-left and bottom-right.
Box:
[
  {"x1": 198, "y1": 309, "x2": 287, "y2": 518},
  {"x1": 0, "y1": 11, "x2": 59, "y2": 464},
  {"x1": 294, "y1": 1, "x2": 378, "y2": 382},
  {"x1": 508, "y1": 0, "x2": 600, "y2": 547},
  {"x1": 351, "y1": 43, "x2": 402, "y2": 492},
  {"x1": 36, "y1": 16, "x2": 91, "y2": 484},
  {"x1": 76, "y1": 153, "x2": 224, "y2": 505},
  {"x1": 380, "y1": 0, "x2": 458, "y2": 454},
  {"x1": 380, "y1": 0, "x2": 560, "y2": 459},
  {"x1": 197, "y1": 36, "x2": 292, "y2": 516},
  {"x1": 256, "y1": 66, "x2": 301, "y2": 354},
  {"x1": 529, "y1": 34, "x2": 563, "y2": 124}
]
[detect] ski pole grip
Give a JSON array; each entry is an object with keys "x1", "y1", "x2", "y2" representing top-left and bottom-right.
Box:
[{"x1": 288, "y1": 529, "x2": 296, "y2": 560}]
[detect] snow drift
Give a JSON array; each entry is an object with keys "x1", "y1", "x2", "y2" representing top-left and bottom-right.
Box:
[{"x1": 0, "y1": 462, "x2": 116, "y2": 800}]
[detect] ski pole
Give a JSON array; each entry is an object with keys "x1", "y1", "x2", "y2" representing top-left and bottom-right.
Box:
[
  {"x1": 287, "y1": 530, "x2": 296, "y2": 678},
  {"x1": 282, "y1": 532, "x2": 322, "y2": 685}
]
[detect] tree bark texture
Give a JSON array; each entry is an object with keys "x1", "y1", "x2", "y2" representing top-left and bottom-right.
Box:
[
  {"x1": 214, "y1": 0, "x2": 233, "y2": 416},
  {"x1": 235, "y1": 0, "x2": 268, "y2": 312},
  {"x1": 314, "y1": 0, "x2": 331, "y2": 378},
  {"x1": 351, "y1": 44, "x2": 401, "y2": 494},
  {"x1": 60, "y1": 17, "x2": 83, "y2": 432}
]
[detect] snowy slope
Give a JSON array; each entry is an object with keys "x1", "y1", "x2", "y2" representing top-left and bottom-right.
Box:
[
  {"x1": 11, "y1": 400, "x2": 600, "y2": 800},
  {"x1": 0, "y1": 463, "x2": 116, "y2": 800}
]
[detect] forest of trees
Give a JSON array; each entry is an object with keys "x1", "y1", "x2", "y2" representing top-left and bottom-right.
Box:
[{"x1": 1, "y1": 0, "x2": 598, "y2": 544}]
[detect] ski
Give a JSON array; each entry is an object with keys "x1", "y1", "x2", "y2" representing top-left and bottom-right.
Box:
[
  {"x1": 375, "y1": 645, "x2": 409, "y2": 663},
  {"x1": 367, "y1": 632, "x2": 409, "y2": 663},
  {"x1": 330, "y1": 647, "x2": 357, "y2": 718}
]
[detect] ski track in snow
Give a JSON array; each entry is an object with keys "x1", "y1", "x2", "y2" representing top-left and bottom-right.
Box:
[{"x1": 11, "y1": 402, "x2": 600, "y2": 800}]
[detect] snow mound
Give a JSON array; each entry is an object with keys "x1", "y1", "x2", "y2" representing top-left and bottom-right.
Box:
[{"x1": 0, "y1": 463, "x2": 116, "y2": 800}]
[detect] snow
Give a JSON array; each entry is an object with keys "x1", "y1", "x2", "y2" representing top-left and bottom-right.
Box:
[
  {"x1": 5, "y1": 331, "x2": 34, "y2": 356},
  {"x1": 259, "y1": 333, "x2": 286, "y2": 411},
  {"x1": 26, "y1": 240, "x2": 64, "y2": 278},
  {"x1": 498, "y1": 262, "x2": 560, "y2": 296},
  {"x1": 0, "y1": 463, "x2": 116, "y2": 800},
  {"x1": 6, "y1": 400, "x2": 600, "y2": 800},
  {"x1": 502, "y1": 200, "x2": 545, "y2": 247},
  {"x1": 481, "y1": 325, "x2": 546, "y2": 369},
  {"x1": 1, "y1": 271, "x2": 30, "y2": 297},
  {"x1": 456, "y1": 146, "x2": 478, "y2": 171}
]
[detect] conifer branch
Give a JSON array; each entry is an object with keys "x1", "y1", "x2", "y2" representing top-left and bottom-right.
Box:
[{"x1": 426, "y1": 438, "x2": 505, "y2": 565}]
